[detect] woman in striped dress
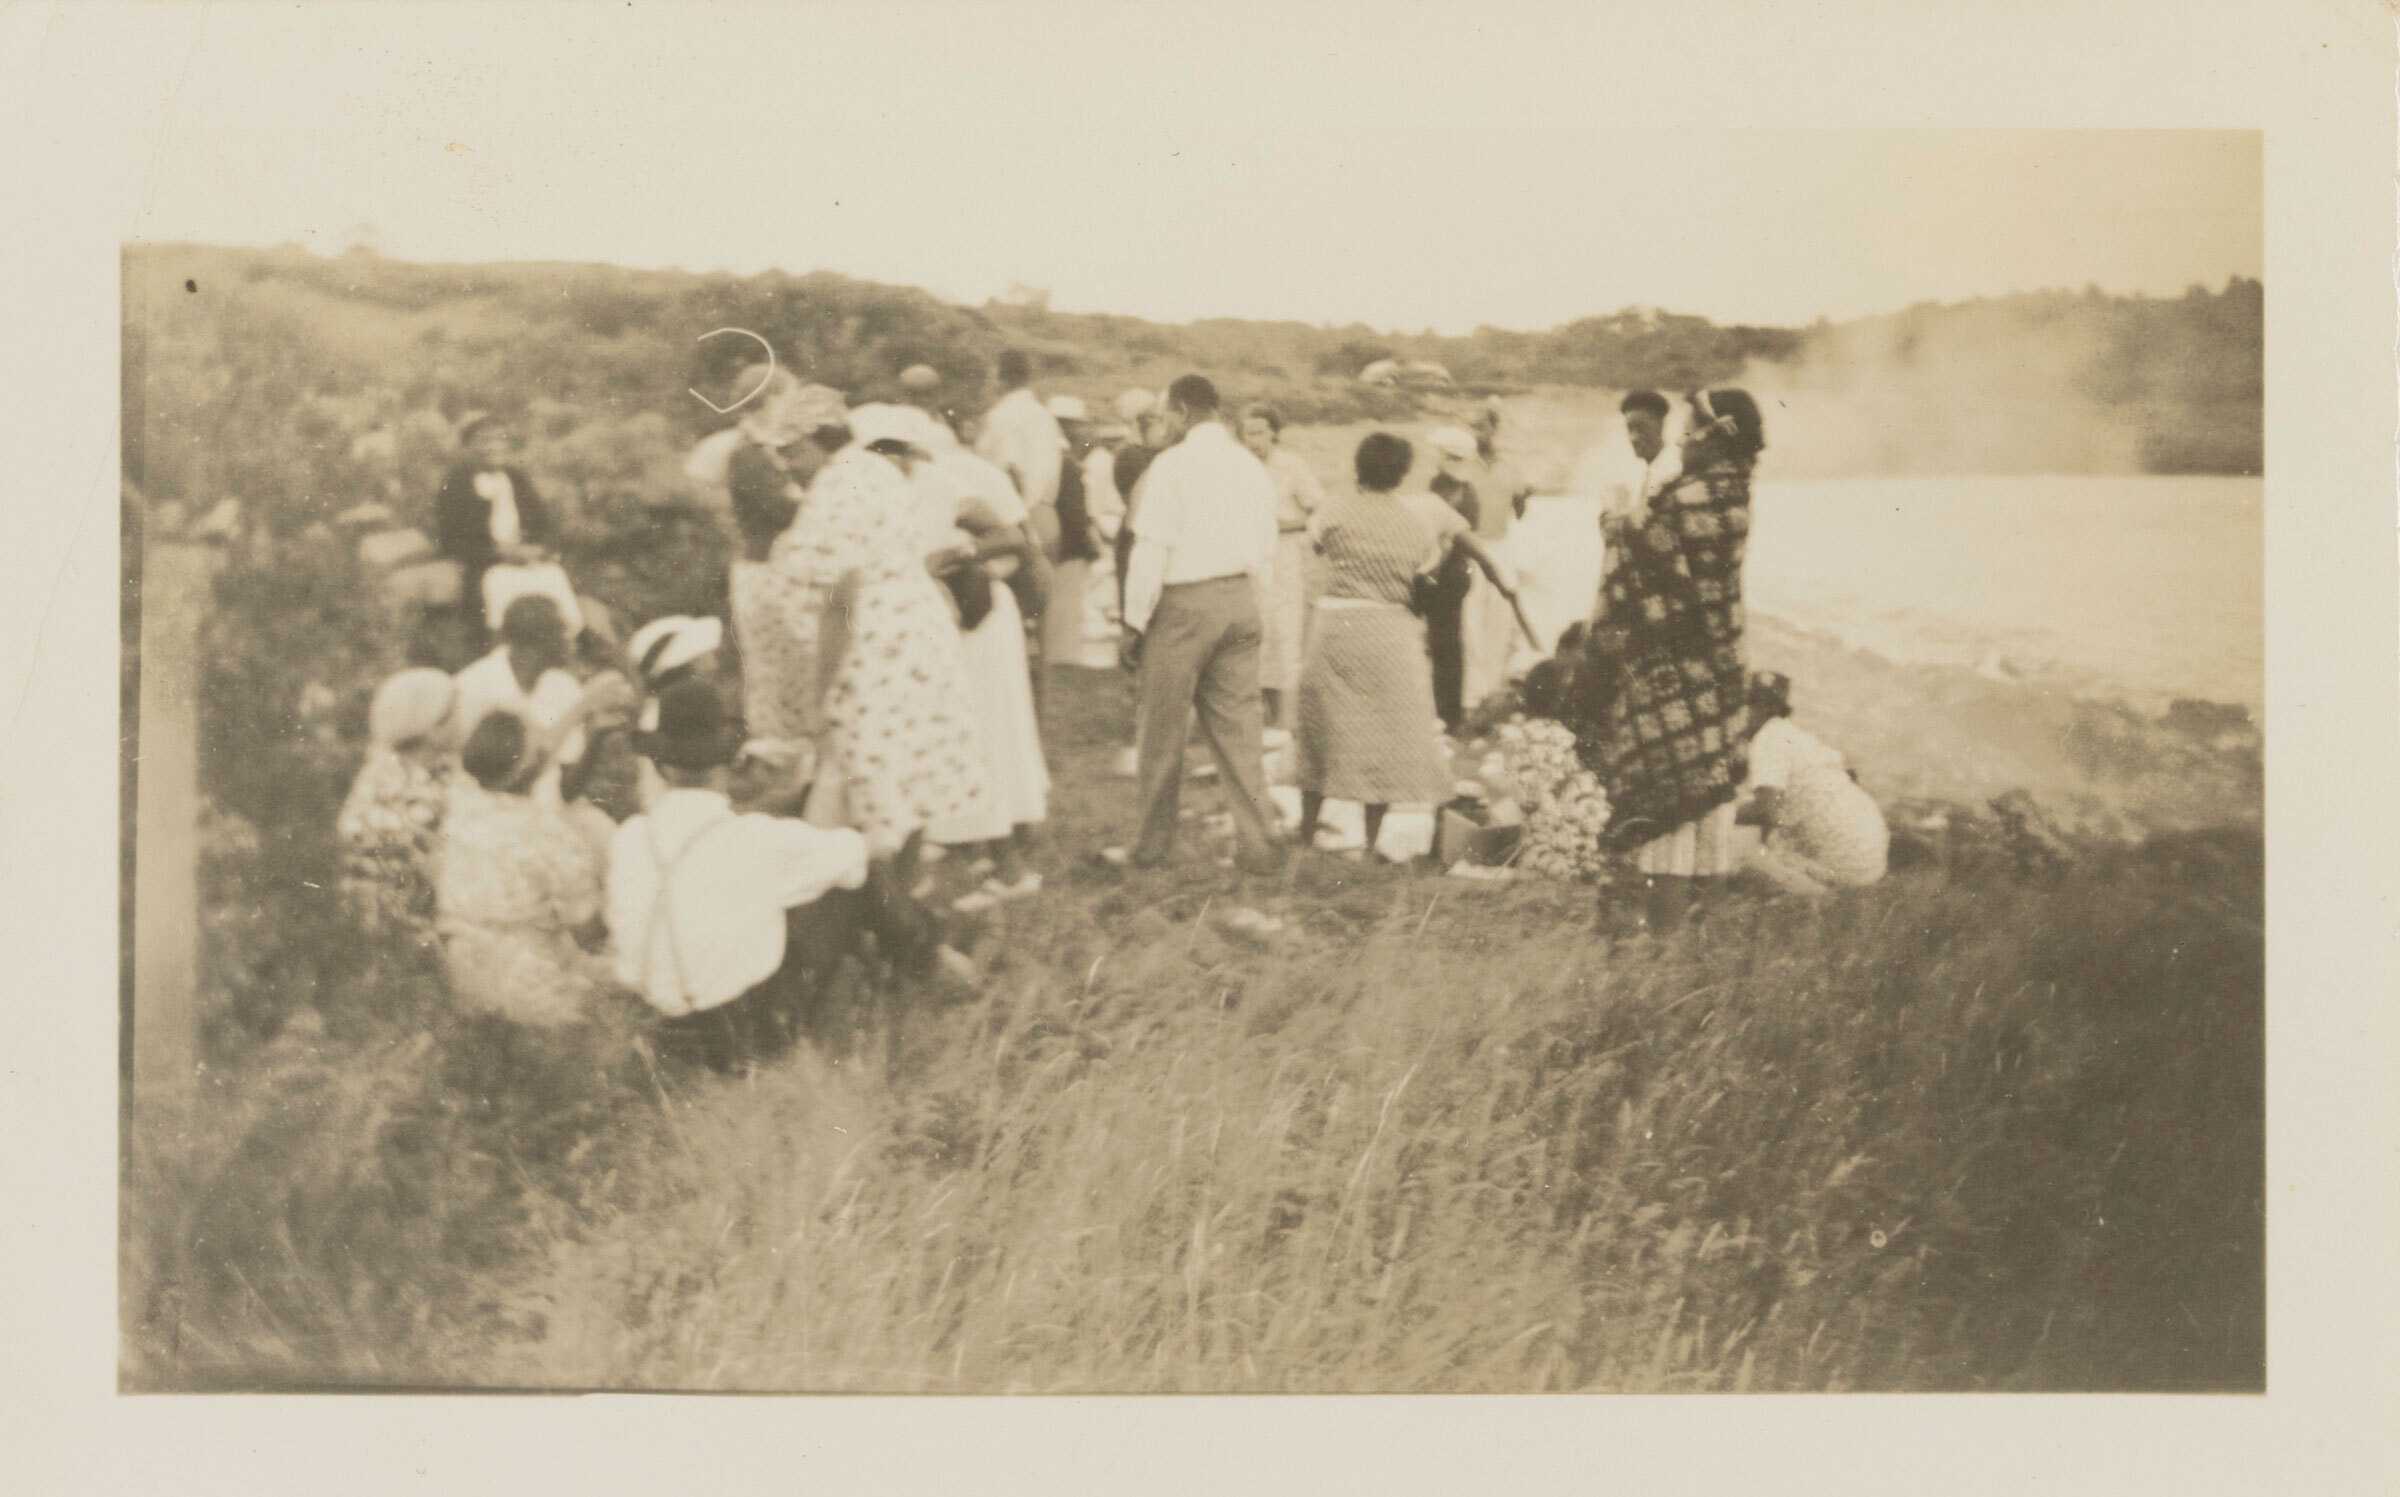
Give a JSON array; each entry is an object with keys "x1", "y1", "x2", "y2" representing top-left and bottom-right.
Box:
[
  {"x1": 1296, "y1": 432, "x2": 1519, "y2": 860},
  {"x1": 1577, "y1": 388, "x2": 1763, "y2": 933}
]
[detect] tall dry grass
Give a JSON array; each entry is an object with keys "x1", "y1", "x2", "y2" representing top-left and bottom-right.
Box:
[{"x1": 125, "y1": 664, "x2": 2263, "y2": 1394}]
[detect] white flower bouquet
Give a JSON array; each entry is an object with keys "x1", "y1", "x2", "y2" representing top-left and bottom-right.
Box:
[{"x1": 1482, "y1": 717, "x2": 1614, "y2": 881}]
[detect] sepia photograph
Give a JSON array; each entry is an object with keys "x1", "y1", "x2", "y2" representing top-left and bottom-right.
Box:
[
  {"x1": 0, "y1": 6, "x2": 2378, "y2": 1481},
  {"x1": 103, "y1": 23, "x2": 2285, "y2": 1397}
]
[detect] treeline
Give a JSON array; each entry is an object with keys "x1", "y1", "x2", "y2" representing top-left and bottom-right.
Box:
[{"x1": 122, "y1": 243, "x2": 2263, "y2": 539}]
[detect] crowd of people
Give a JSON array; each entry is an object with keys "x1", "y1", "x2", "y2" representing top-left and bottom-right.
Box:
[{"x1": 332, "y1": 351, "x2": 1889, "y2": 1070}]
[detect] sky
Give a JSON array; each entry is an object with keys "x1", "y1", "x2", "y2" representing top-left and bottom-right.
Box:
[{"x1": 103, "y1": 2, "x2": 2261, "y2": 335}]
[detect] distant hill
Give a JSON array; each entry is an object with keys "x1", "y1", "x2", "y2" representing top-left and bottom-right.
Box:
[{"x1": 121, "y1": 244, "x2": 2261, "y2": 532}]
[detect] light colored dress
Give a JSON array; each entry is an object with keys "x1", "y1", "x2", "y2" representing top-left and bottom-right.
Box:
[
  {"x1": 914, "y1": 455, "x2": 1049, "y2": 845},
  {"x1": 728, "y1": 555, "x2": 823, "y2": 751},
  {"x1": 773, "y1": 445, "x2": 990, "y2": 856},
  {"x1": 435, "y1": 779, "x2": 612, "y2": 1027},
  {"x1": 1260, "y1": 446, "x2": 1326, "y2": 695},
  {"x1": 336, "y1": 749, "x2": 449, "y2": 957},
  {"x1": 1744, "y1": 717, "x2": 1889, "y2": 891},
  {"x1": 1296, "y1": 489, "x2": 1465, "y2": 805}
]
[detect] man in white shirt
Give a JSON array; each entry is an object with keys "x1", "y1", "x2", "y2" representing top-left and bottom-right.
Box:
[
  {"x1": 1580, "y1": 388, "x2": 1683, "y2": 525},
  {"x1": 974, "y1": 348, "x2": 1067, "y2": 533},
  {"x1": 1113, "y1": 374, "x2": 1284, "y2": 874},
  {"x1": 607, "y1": 677, "x2": 879, "y2": 1071}
]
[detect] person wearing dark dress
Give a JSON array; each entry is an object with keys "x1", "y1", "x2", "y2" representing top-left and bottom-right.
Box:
[
  {"x1": 1576, "y1": 387, "x2": 1764, "y2": 935},
  {"x1": 435, "y1": 413, "x2": 556, "y2": 649},
  {"x1": 1424, "y1": 426, "x2": 1484, "y2": 734}
]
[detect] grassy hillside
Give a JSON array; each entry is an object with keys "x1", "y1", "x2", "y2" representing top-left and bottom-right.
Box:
[
  {"x1": 124, "y1": 655, "x2": 2263, "y2": 1393},
  {"x1": 118, "y1": 242, "x2": 2265, "y2": 1393}
]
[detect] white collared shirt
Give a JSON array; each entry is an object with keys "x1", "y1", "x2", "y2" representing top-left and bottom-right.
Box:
[
  {"x1": 453, "y1": 646, "x2": 586, "y2": 803},
  {"x1": 974, "y1": 387, "x2": 1066, "y2": 512},
  {"x1": 1573, "y1": 439, "x2": 1681, "y2": 520},
  {"x1": 1082, "y1": 447, "x2": 1126, "y2": 539},
  {"x1": 1121, "y1": 421, "x2": 1279, "y2": 634},
  {"x1": 472, "y1": 469, "x2": 521, "y2": 547},
  {"x1": 607, "y1": 788, "x2": 871, "y2": 1016}
]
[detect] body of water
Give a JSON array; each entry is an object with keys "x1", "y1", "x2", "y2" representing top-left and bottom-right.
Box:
[{"x1": 1742, "y1": 475, "x2": 2263, "y2": 712}]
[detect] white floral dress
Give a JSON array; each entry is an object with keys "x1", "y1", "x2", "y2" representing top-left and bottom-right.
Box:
[
  {"x1": 772, "y1": 446, "x2": 990, "y2": 856},
  {"x1": 336, "y1": 750, "x2": 449, "y2": 956},
  {"x1": 435, "y1": 779, "x2": 612, "y2": 1026}
]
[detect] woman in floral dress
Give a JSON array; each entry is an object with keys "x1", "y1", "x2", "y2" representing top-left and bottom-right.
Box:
[
  {"x1": 435, "y1": 709, "x2": 614, "y2": 1027},
  {"x1": 725, "y1": 422, "x2": 824, "y2": 785},
  {"x1": 771, "y1": 403, "x2": 990, "y2": 880},
  {"x1": 336, "y1": 667, "x2": 460, "y2": 961},
  {"x1": 1576, "y1": 387, "x2": 1763, "y2": 934}
]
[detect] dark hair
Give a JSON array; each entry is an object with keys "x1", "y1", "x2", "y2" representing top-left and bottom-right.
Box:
[
  {"x1": 731, "y1": 469, "x2": 798, "y2": 545},
  {"x1": 1748, "y1": 670, "x2": 1793, "y2": 721},
  {"x1": 1240, "y1": 402, "x2": 1283, "y2": 437},
  {"x1": 1166, "y1": 373, "x2": 1219, "y2": 418},
  {"x1": 461, "y1": 710, "x2": 531, "y2": 791},
  {"x1": 458, "y1": 412, "x2": 508, "y2": 445},
  {"x1": 1619, "y1": 389, "x2": 1670, "y2": 420},
  {"x1": 1686, "y1": 388, "x2": 1766, "y2": 462},
  {"x1": 499, "y1": 594, "x2": 565, "y2": 649},
  {"x1": 996, "y1": 349, "x2": 1033, "y2": 388},
  {"x1": 945, "y1": 560, "x2": 995, "y2": 631},
  {"x1": 1353, "y1": 431, "x2": 1414, "y2": 492},
  {"x1": 645, "y1": 677, "x2": 738, "y2": 773},
  {"x1": 808, "y1": 423, "x2": 853, "y2": 453}
]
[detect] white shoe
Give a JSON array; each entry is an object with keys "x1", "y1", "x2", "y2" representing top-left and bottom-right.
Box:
[
  {"x1": 1098, "y1": 846, "x2": 1133, "y2": 868},
  {"x1": 1110, "y1": 747, "x2": 1140, "y2": 778},
  {"x1": 952, "y1": 868, "x2": 1029, "y2": 913},
  {"x1": 967, "y1": 872, "x2": 1041, "y2": 905},
  {"x1": 933, "y1": 946, "x2": 982, "y2": 991}
]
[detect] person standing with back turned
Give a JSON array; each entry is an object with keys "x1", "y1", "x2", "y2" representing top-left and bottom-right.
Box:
[{"x1": 1108, "y1": 375, "x2": 1285, "y2": 875}]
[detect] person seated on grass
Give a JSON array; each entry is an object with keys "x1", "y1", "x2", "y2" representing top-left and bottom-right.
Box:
[
  {"x1": 1735, "y1": 671, "x2": 1890, "y2": 896},
  {"x1": 622, "y1": 613, "x2": 729, "y2": 813},
  {"x1": 336, "y1": 667, "x2": 461, "y2": 961},
  {"x1": 1516, "y1": 620, "x2": 1589, "y2": 723},
  {"x1": 606, "y1": 678, "x2": 977, "y2": 1074},
  {"x1": 454, "y1": 594, "x2": 636, "y2": 820},
  {"x1": 435, "y1": 411, "x2": 576, "y2": 649},
  {"x1": 437, "y1": 709, "x2": 617, "y2": 1030}
]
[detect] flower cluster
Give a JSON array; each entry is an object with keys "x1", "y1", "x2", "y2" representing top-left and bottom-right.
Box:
[{"x1": 1480, "y1": 717, "x2": 1614, "y2": 881}]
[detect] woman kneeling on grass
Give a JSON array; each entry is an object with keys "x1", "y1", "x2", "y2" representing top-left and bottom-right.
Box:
[
  {"x1": 1736, "y1": 671, "x2": 1889, "y2": 895},
  {"x1": 1296, "y1": 431, "x2": 1519, "y2": 861},
  {"x1": 337, "y1": 667, "x2": 462, "y2": 962}
]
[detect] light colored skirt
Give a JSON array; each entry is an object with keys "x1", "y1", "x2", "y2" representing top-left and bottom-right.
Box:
[
  {"x1": 932, "y1": 583, "x2": 1049, "y2": 844},
  {"x1": 1462, "y1": 572, "x2": 1518, "y2": 713},
  {"x1": 1296, "y1": 599, "x2": 1448, "y2": 805},
  {"x1": 1633, "y1": 798, "x2": 1744, "y2": 878},
  {"x1": 1261, "y1": 529, "x2": 1313, "y2": 694}
]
